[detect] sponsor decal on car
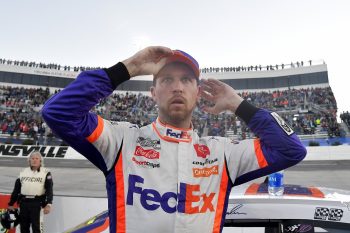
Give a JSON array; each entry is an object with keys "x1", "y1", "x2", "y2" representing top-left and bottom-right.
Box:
[
  {"x1": 226, "y1": 204, "x2": 247, "y2": 215},
  {"x1": 284, "y1": 224, "x2": 313, "y2": 233},
  {"x1": 314, "y1": 207, "x2": 343, "y2": 221}
]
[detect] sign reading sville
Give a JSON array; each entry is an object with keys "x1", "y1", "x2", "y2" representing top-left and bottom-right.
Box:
[{"x1": 0, "y1": 145, "x2": 68, "y2": 158}]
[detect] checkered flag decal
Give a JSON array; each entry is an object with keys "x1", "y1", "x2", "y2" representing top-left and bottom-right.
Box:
[
  {"x1": 328, "y1": 208, "x2": 343, "y2": 221},
  {"x1": 314, "y1": 207, "x2": 329, "y2": 220},
  {"x1": 314, "y1": 207, "x2": 343, "y2": 221}
]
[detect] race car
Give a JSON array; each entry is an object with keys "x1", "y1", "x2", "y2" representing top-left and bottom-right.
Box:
[{"x1": 64, "y1": 182, "x2": 350, "y2": 233}]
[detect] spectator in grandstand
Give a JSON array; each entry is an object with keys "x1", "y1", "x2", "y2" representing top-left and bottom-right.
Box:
[
  {"x1": 340, "y1": 111, "x2": 350, "y2": 128},
  {"x1": 42, "y1": 46, "x2": 306, "y2": 233},
  {"x1": 7, "y1": 151, "x2": 53, "y2": 233}
]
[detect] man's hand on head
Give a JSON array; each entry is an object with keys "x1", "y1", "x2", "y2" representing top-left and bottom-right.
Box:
[
  {"x1": 200, "y1": 78, "x2": 243, "y2": 115},
  {"x1": 122, "y1": 46, "x2": 174, "y2": 78}
]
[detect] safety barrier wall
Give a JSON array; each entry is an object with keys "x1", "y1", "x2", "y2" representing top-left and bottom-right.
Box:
[{"x1": 1, "y1": 144, "x2": 349, "y2": 161}]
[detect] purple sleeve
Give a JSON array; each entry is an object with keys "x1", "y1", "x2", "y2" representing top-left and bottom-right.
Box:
[
  {"x1": 42, "y1": 65, "x2": 129, "y2": 172},
  {"x1": 233, "y1": 101, "x2": 307, "y2": 186}
]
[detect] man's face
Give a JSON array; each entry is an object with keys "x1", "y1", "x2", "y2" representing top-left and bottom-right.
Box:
[
  {"x1": 30, "y1": 154, "x2": 41, "y2": 170},
  {"x1": 151, "y1": 62, "x2": 199, "y2": 127}
]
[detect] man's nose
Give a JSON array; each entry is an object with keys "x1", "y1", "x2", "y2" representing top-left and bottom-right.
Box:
[{"x1": 172, "y1": 79, "x2": 184, "y2": 92}]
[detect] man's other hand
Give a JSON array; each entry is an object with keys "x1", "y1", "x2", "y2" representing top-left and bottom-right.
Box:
[{"x1": 200, "y1": 78, "x2": 243, "y2": 115}]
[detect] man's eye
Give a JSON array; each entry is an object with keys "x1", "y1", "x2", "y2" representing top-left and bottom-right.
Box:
[
  {"x1": 163, "y1": 77, "x2": 172, "y2": 82},
  {"x1": 182, "y1": 77, "x2": 191, "y2": 83}
]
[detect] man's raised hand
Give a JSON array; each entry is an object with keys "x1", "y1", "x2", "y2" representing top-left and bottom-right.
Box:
[
  {"x1": 200, "y1": 78, "x2": 243, "y2": 115},
  {"x1": 122, "y1": 46, "x2": 173, "y2": 78}
]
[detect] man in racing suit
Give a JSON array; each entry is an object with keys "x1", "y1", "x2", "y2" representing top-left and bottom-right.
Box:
[{"x1": 42, "y1": 46, "x2": 306, "y2": 233}]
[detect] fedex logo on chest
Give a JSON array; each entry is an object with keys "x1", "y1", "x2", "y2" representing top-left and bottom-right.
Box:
[{"x1": 127, "y1": 174, "x2": 216, "y2": 214}]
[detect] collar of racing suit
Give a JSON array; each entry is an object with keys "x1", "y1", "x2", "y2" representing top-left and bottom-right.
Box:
[{"x1": 152, "y1": 117, "x2": 193, "y2": 143}]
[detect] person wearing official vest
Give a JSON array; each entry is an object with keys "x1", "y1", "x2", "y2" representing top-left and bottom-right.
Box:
[{"x1": 7, "y1": 151, "x2": 53, "y2": 233}]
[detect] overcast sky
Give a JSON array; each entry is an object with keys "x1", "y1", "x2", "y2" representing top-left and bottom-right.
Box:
[{"x1": 1, "y1": 0, "x2": 349, "y2": 116}]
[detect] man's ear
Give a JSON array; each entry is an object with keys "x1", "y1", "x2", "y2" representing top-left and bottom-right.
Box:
[
  {"x1": 150, "y1": 86, "x2": 156, "y2": 101},
  {"x1": 196, "y1": 84, "x2": 201, "y2": 102}
]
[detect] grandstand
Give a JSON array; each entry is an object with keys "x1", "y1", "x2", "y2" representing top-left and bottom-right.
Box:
[{"x1": 0, "y1": 58, "x2": 349, "y2": 146}]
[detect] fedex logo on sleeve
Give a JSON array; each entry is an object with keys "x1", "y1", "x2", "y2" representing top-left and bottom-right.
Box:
[{"x1": 126, "y1": 174, "x2": 215, "y2": 214}]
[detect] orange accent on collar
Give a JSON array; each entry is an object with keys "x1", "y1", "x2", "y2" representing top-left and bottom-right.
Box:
[
  {"x1": 152, "y1": 121, "x2": 192, "y2": 143},
  {"x1": 157, "y1": 117, "x2": 192, "y2": 131}
]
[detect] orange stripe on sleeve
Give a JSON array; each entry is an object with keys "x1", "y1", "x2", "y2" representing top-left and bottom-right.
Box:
[
  {"x1": 115, "y1": 152, "x2": 126, "y2": 233},
  {"x1": 254, "y1": 139, "x2": 268, "y2": 168},
  {"x1": 212, "y1": 163, "x2": 229, "y2": 233},
  {"x1": 86, "y1": 115, "x2": 104, "y2": 143}
]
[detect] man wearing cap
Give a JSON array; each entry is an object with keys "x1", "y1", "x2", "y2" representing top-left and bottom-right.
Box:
[{"x1": 42, "y1": 46, "x2": 306, "y2": 233}]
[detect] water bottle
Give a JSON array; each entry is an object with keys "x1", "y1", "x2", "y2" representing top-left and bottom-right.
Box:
[{"x1": 268, "y1": 170, "x2": 284, "y2": 196}]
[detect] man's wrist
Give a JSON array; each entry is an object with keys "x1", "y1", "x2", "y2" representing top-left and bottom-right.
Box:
[
  {"x1": 104, "y1": 62, "x2": 131, "y2": 89},
  {"x1": 122, "y1": 58, "x2": 137, "y2": 78},
  {"x1": 230, "y1": 96, "x2": 244, "y2": 113},
  {"x1": 235, "y1": 100, "x2": 259, "y2": 124}
]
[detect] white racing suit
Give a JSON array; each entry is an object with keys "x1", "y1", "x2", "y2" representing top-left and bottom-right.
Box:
[{"x1": 42, "y1": 62, "x2": 306, "y2": 233}]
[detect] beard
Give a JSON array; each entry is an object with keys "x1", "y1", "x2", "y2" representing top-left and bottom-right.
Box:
[{"x1": 158, "y1": 104, "x2": 193, "y2": 127}]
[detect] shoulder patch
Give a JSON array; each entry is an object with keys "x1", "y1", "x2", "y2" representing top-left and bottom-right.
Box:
[{"x1": 270, "y1": 112, "x2": 294, "y2": 136}]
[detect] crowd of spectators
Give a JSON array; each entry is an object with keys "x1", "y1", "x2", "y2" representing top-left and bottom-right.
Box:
[
  {"x1": 69, "y1": 89, "x2": 341, "y2": 139},
  {"x1": 241, "y1": 87, "x2": 337, "y2": 110},
  {"x1": 1, "y1": 57, "x2": 321, "y2": 75},
  {"x1": 0, "y1": 86, "x2": 51, "y2": 140},
  {"x1": 200, "y1": 60, "x2": 320, "y2": 74},
  {"x1": 0, "y1": 84, "x2": 345, "y2": 144},
  {"x1": 0, "y1": 58, "x2": 102, "y2": 72}
]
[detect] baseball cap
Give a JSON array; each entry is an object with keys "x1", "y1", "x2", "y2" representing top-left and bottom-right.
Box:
[{"x1": 160, "y1": 50, "x2": 200, "y2": 80}]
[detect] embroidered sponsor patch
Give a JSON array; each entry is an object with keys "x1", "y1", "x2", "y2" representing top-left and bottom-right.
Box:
[
  {"x1": 270, "y1": 112, "x2": 294, "y2": 135},
  {"x1": 192, "y1": 158, "x2": 218, "y2": 166},
  {"x1": 194, "y1": 144, "x2": 210, "y2": 158},
  {"x1": 132, "y1": 157, "x2": 160, "y2": 168},
  {"x1": 192, "y1": 165, "x2": 219, "y2": 178},
  {"x1": 134, "y1": 146, "x2": 160, "y2": 159},
  {"x1": 136, "y1": 137, "x2": 161, "y2": 150}
]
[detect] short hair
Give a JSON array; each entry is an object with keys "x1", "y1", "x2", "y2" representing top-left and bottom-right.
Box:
[{"x1": 28, "y1": 151, "x2": 44, "y2": 167}]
